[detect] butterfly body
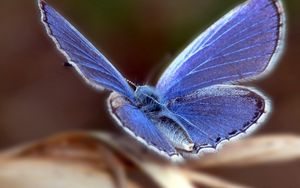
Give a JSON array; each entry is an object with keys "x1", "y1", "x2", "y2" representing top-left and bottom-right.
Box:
[
  {"x1": 113, "y1": 86, "x2": 195, "y2": 152},
  {"x1": 134, "y1": 85, "x2": 163, "y2": 114},
  {"x1": 39, "y1": 0, "x2": 286, "y2": 160}
]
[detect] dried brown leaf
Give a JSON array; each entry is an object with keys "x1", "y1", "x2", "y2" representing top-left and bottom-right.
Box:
[
  {"x1": 139, "y1": 163, "x2": 195, "y2": 188},
  {"x1": 189, "y1": 134, "x2": 300, "y2": 168},
  {"x1": 0, "y1": 158, "x2": 116, "y2": 188},
  {"x1": 0, "y1": 132, "x2": 142, "y2": 188},
  {"x1": 3, "y1": 132, "x2": 298, "y2": 188},
  {"x1": 182, "y1": 170, "x2": 251, "y2": 188}
]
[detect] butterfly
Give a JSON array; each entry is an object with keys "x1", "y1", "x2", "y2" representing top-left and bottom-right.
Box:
[{"x1": 38, "y1": 0, "x2": 285, "y2": 160}]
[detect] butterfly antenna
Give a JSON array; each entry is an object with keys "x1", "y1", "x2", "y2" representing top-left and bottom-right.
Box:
[{"x1": 127, "y1": 79, "x2": 137, "y2": 91}]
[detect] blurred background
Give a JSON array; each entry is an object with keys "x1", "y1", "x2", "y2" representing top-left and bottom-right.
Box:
[{"x1": 0, "y1": 0, "x2": 299, "y2": 187}]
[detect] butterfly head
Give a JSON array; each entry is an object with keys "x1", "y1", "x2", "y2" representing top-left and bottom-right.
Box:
[{"x1": 134, "y1": 86, "x2": 164, "y2": 114}]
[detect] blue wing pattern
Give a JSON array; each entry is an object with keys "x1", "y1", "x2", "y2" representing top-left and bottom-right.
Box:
[
  {"x1": 157, "y1": 0, "x2": 285, "y2": 101},
  {"x1": 167, "y1": 85, "x2": 269, "y2": 153},
  {"x1": 108, "y1": 93, "x2": 178, "y2": 158},
  {"x1": 39, "y1": 1, "x2": 134, "y2": 101}
]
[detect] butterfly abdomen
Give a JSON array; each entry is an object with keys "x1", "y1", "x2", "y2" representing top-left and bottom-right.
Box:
[{"x1": 155, "y1": 116, "x2": 194, "y2": 151}]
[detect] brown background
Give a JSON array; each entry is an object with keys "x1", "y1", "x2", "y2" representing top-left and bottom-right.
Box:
[{"x1": 0, "y1": 0, "x2": 299, "y2": 187}]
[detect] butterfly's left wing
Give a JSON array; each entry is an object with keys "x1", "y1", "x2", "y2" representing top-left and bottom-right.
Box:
[
  {"x1": 167, "y1": 85, "x2": 269, "y2": 154},
  {"x1": 108, "y1": 92, "x2": 179, "y2": 159},
  {"x1": 39, "y1": 1, "x2": 134, "y2": 101},
  {"x1": 157, "y1": 0, "x2": 285, "y2": 101}
]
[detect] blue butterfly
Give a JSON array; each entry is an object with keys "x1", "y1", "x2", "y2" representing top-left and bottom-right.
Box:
[{"x1": 38, "y1": 0, "x2": 285, "y2": 160}]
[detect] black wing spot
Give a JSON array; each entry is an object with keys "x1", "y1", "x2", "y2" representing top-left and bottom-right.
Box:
[
  {"x1": 253, "y1": 111, "x2": 261, "y2": 120},
  {"x1": 229, "y1": 130, "x2": 238, "y2": 136},
  {"x1": 243, "y1": 121, "x2": 251, "y2": 128},
  {"x1": 255, "y1": 98, "x2": 264, "y2": 110}
]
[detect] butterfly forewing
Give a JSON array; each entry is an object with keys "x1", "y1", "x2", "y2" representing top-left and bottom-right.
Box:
[
  {"x1": 157, "y1": 0, "x2": 285, "y2": 101},
  {"x1": 39, "y1": 1, "x2": 135, "y2": 101}
]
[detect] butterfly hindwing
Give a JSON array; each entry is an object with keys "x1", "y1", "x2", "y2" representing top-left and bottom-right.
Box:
[
  {"x1": 39, "y1": 1, "x2": 134, "y2": 101},
  {"x1": 108, "y1": 92, "x2": 179, "y2": 158},
  {"x1": 167, "y1": 85, "x2": 269, "y2": 154},
  {"x1": 157, "y1": 0, "x2": 285, "y2": 101}
]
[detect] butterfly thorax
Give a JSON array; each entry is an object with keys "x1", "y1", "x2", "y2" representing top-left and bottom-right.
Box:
[
  {"x1": 134, "y1": 86, "x2": 163, "y2": 114},
  {"x1": 132, "y1": 85, "x2": 194, "y2": 151}
]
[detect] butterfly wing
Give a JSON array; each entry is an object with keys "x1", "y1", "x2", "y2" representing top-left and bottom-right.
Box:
[
  {"x1": 108, "y1": 93, "x2": 179, "y2": 159},
  {"x1": 39, "y1": 1, "x2": 134, "y2": 101},
  {"x1": 157, "y1": 0, "x2": 285, "y2": 101},
  {"x1": 167, "y1": 85, "x2": 269, "y2": 154}
]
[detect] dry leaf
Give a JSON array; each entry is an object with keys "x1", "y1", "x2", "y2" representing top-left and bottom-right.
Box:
[
  {"x1": 0, "y1": 132, "x2": 143, "y2": 188},
  {"x1": 1, "y1": 132, "x2": 300, "y2": 188},
  {"x1": 182, "y1": 170, "x2": 251, "y2": 188},
  {"x1": 0, "y1": 158, "x2": 116, "y2": 188},
  {"x1": 189, "y1": 134, "x2": 300, "y2": 168}
]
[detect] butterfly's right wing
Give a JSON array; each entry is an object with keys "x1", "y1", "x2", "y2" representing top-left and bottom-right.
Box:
[
  {"x1": 157, "y1": 0, "x2": 285, "y2": 101},
  {"x1": 39, "y1": 1, "x2": 134, "y2": 101}
]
